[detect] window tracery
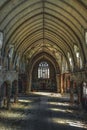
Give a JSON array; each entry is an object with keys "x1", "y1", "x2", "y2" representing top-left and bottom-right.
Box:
[{"x1": 38, "y1": 61, "x2": 50, "y2": 79}]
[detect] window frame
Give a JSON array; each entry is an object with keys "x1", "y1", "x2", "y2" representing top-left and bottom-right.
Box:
[{"x1": 38, "y1": 61, "x2": 50, "y2": 79}]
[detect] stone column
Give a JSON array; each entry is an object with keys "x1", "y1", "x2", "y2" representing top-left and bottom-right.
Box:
[
  {"x1": 63, "y1": 74, "x2": 66, "y2": 93},
  {"x1": 56, "y1": 74, "x2": 60, "y2": 93},
  {"x1": 67, "y1": 77, "x2": 70, "y2": 92},
  {"x1": 70, "y1": 80, "x2": 74, "y2": 105},
  {"x1": 13, "y1": 80, "x2": 18, "y2": 103},
  {"x1": 29, "y1": 73, "x2": 32, "y2": 93},
  {"x1": 60, "y1": 74, "x2": 64, "y2": 94},
  {"x1": 6, "y1": 80, "x2": 12, "y2": 110},
  {"x1": 26, "y1": 73, "x2": 32, "y2": 94}
]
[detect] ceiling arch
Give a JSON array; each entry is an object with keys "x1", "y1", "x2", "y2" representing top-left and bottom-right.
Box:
[
  {"x1": 0, "y1": 0, "x2": 87, "y2": 70},
  {"x1": 28, "y1": 51, "x2": 61, "y2": 74}
]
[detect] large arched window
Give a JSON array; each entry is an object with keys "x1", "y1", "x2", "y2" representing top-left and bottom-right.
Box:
[
  {"x1": 74, "y1": 45, "x2": 83, "y2": 69},
  {"x1": 85, "y1": 31, "x2": 87, "y2": 44},
  {"x1": 0, "y1": 32, "x2": 3, "y2": 49},
  {"x1": 0, "y1": 32, "x2": 3, "y2": 70},
  {"x1": 38, "y1": 61, "x2": 50, "y2": 79},
  {"x1": 67, "y1": 52, "x2": 73, "y2": 71}
]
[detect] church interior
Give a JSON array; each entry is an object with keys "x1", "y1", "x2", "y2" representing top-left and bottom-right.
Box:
[{"x1": 0, "y1": 0, "x2": 87, "y2": 129}]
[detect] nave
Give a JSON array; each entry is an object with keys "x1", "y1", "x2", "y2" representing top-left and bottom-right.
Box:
[{"x1": 0, "y1": 92, "x2": 87, "y2": 130}]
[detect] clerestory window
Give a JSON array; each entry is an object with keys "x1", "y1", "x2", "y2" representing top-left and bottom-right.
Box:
[
  {"x1": 0, "y1": 32, "x2": 3, "y2": 49},
  {"x1": 85, "y1": 31, "x2": 87, "y2": 44}
]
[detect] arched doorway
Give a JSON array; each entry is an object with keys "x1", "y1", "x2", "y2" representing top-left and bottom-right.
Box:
[{"x1": 31, "y1": 60, "x2": 57, "y2": 92}]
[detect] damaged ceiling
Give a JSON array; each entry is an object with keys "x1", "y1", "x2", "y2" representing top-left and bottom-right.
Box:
[{"x1": 0, "y1": 0, "x2": 87, "y2": 66}]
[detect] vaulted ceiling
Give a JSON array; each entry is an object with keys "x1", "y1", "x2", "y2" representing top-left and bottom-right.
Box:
[{"x1": 0, "y1": 0, "x2": 87, "y2": 66}]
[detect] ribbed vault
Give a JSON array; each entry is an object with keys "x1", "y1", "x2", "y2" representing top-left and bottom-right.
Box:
[
  {"x1": 0, "y1": 0, "x2": 87, "y2": 71},
  {"x1": 28, "y1": 51, "x2": 60, "y2": 74}
]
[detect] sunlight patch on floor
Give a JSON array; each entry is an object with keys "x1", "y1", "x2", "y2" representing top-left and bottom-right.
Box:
[
  {"x1": 48, "y1": 108, "x2": 66, "y2": 112},
  {"x1": 32, "y1": 92, "x2": 62, "y2": 97},
  {"x1": 49, "y1": 117, "x2": 87, "y2": 129},
  {"x1": 0, "y1": 110, "x2": 25, "y2": 120},
  {"x1": 68, "y1": 121, "x2": 87, "y2": 129},
  {"x1": 19, "y1": 99, "x2": 32, "y2": 103},
  {"x1": 12, "y1": 102, "x2": 30, "y2": 110},
  {"x1": 48, "y1": 101, "x2": 70, "y2": 106},
  {"x1": 48, "y1": 108, "x2": 73, "y2": 113}
]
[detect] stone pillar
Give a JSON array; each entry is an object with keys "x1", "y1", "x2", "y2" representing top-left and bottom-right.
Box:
[
  {"x1": 13, "y1": 80, "x2": 18, "y2": 103},
  {"x1": 60, "y1": 74, "x2": 64, "y2": 94},
  {"x1": 6, "y1": 80, "x2": 12, "y2": 110},
  {"x1": 26, "y1": 73, "x2": 32, "y2": 93},
  {"x1": 78, "y1": 88, "x2": 81, "y2": 104},
  {"x1": 70, "y1": 80, "x2": 74, "y2": 105},
  {"x1": 56, "y1": 74, "x2": 60, "y2": 93},
  {"x1": 67, "y1": 77, "x2": 70, "y2": 92},
  {"x1": 56, "y1": 74, "x2": 59, "y2": 93},
  {"x1": 29, "y1": 74, "x2": 32, "y2": 93},
  {"x1": 63, "y1": 74, "x2": 66, "y2": 93},
  {"x1": 25, "y1": 78, "x2": 29, "y2": 94}
]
